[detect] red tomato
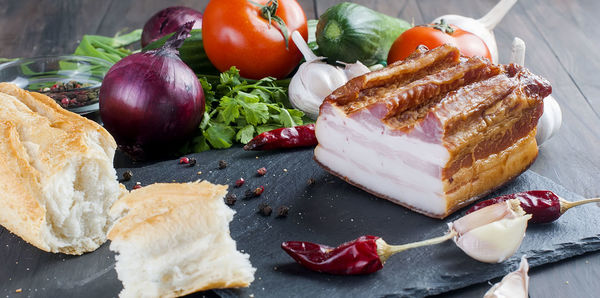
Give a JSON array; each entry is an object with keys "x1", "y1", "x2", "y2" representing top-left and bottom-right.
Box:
[
  {"x1": 202, "y1": 0, "x2": 307, "y2": 80},
  {"x1": 387, "y1": 23, "x2": 491, "y2": 64}
]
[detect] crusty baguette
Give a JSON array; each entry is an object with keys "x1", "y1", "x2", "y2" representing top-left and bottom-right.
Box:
[
  {"x1": 0, "y1": 83, "x2": 123, "y2": 254},
  {"x1": 108, "y1": 181, "x2": 256, "y2": 298}
]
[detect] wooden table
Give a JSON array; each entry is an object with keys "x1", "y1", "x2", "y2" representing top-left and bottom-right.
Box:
[{"x1": 1, "y1": 0, "x2": 598, "y2": 297}]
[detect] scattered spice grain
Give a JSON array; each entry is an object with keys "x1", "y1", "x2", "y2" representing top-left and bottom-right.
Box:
[
  {"x1": 276, "y1": 206, "x2": 290, "y2": 218},
  {"x1": 122, "y1": 170, "x2": 133, "y2": 181},
  {"x1": 257, "y1": 167, "x2": 267, "y2": 176},
  {"x1": 218, "y1": 160, "x2": 228, "y2": 169},
  {"x1": 235, "y1": 178, "x2": 245, "y2": 187},
  {"x1": 225, "y1": 194, "x2": 237, "y2": 206},
  {"x1": 258, "y1": 203, "x2": 273, "y2": 216}
]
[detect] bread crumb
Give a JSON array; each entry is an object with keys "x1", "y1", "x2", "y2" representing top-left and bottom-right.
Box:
[
  {"x1": 283, "y1": 168, "x2": 287, "y2": 172},
  {"x1": 249, "y1": 294, "x2": 255, "y2": 298},
  {"x1": 15, "y1": 289, "x2": 22, "y2": 293},
  {"x1": 565, "y1": 281, "x2": 569, "y2": 284},
  {"x1": 197, "y1": 171, "x2": 202, "y2": 175}
]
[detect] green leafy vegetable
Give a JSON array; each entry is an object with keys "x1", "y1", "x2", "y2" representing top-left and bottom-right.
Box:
[
  {"x1": 187, "y1": 66, "x2": 311, "y2": 152},
  {"x1": 74, "y1": 29, "x2": 142, "y2": 64}
]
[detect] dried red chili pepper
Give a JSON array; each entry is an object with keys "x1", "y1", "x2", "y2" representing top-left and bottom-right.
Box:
[
  {"x1": 243, "y1": 124, "x2": 317, "y2": 151},
  {"x1": 466, "y1": 190, "x2": 600, "y2": 223},
  {"x1": 281, "y1": 233, "x2": 455, "y2": 275}
]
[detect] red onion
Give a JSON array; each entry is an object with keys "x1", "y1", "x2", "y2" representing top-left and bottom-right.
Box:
[
  {"x1": 141, "y1": 6, "x2": 203, "y2": 47},
  {"x1": 100, "y1": 22, "x2": 205, "y2": 160}
]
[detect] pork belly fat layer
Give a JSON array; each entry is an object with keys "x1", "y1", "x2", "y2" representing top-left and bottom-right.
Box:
[
  {"x1": 314, "y1": 45, "x2": 551, "y2": 218},
  {"x1": 315, "y1": 102, "x2": 450, "y2": 216}
]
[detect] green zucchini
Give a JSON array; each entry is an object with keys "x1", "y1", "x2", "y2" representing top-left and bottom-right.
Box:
[
  {"x1": 316, "y1": 2, "x2": 411, "y2": 66},
  {"x1": 143, "y1": 29, "x2": 219, "y2": 75}
]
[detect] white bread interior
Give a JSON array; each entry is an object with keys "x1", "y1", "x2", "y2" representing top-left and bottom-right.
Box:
[
  {"x1": 108, "y1": 181, "x2": 256, "y2": 298},
  {"x1": 0, "y1": 83, "x2": 122, "y2": 255}
]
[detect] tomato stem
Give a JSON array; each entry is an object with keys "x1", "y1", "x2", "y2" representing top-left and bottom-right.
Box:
[
  {"x1": 428, "y1": 19, "x2": 455, "y2": 35},
  {"x1": 249, "y1": 0, "x2": 290, "y2": 49}
]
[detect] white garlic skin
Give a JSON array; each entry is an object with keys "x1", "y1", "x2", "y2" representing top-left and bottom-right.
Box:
[
  {"x1": 484, "y1": 255, "x2": 530, "y2": 298},
  {"x1": 289, "y1": 59, "x2": 348, "y2": 119},
  {"x1": 537, "y1": 95, "x2": 562, "y2": 145},
  {"x1": 288, "y1": 31, "x2": 370, "y2": 119}
]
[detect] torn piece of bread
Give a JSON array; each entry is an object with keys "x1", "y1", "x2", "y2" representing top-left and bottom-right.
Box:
[
  {"x1": 0, "y1": 83, "x2": 123, "y2": 255},
  {"x1": 108, "y1": 181, "x2": 255, "y2": 298}
]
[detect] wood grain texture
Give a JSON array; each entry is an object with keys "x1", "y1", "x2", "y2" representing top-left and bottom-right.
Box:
[{"x1": 0, "y1": 0, "x2": 599, "y2": 297}]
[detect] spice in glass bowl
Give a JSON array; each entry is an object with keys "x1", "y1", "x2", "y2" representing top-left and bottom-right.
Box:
[{"x1": 38, "y1": 80, "x2": 99, "y2": 109}]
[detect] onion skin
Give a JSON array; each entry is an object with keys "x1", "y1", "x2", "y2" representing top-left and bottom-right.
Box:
[
  {"x1": 141, "y1": 6, "x2": 202, "y2": 48},
  {"x1": 100, "y1": 23, "x2": 205, "y2": 160}
]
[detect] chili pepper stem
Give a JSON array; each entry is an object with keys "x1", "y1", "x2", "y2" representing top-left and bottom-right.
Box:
[
  {"x1": 376, "y1": 230, "x2": 458, "y2": 263},
  {"x1": 559, "y1": 197, "x2": 600, "y2": 214}
]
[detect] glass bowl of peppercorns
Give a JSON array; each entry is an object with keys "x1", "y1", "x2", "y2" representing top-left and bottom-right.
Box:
[{"x1": 0, "y1": 55, "x2": 112, "y2": 114}]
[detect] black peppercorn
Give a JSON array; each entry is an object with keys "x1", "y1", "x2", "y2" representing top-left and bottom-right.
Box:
[
  {"x1": 122, "y1": 170, "x2": 133, "y2": 181},
  {"x1": 276, "y1": 206, "x2": 289, "y2": 218},
  {"x1": 218, "y1": 160, "x2": 228, "y2": 169},
  {"x1": 307, "y1": 178, "x2": 316, "y2": 185},
  {"x1": 188, "y1": 158, "x2": 197, "y2": 167},
  {"x1": 258, "y1": 203, "x2": 272, "y2": 216},
  {"x1": 225, "y1": 194, "x2": 237, "y2": 206},
  {"x1": 244, "y1": 189, "x2": 255, "y2": 199}
]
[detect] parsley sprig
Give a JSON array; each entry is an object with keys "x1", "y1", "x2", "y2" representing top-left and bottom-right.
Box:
[{"x1": 186, "y1": 67, "x2": 307, "y2": 152}]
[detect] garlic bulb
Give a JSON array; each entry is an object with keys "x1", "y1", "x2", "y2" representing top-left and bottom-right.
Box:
[
  {"x1": 288, "y1": 31, "x2": 370, "y2": 119},
  {"x1": 450, "y1": 199, "x2": 531, "y2": 263},
  {"x1": 432, "y1": 0, "x2": 518, "y2": 63},
  {"x1": 509, "y1": 37, "x2": 562, "y2": 145},
  {"x1": 484, "y1": 256, "x2": 530, "y2": 298}
]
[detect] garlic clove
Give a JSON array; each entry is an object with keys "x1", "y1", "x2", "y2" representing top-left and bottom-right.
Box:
[
  {"x1": 451, "y1": 199, "x2": 523, "y2": 236},
  {"x1": 484, "y1": 255, "x2": 529, "y2": 298},
  {"x1": 288, "y1": 30, "x2": 371, "y2": 119},
  {"x1": 451, "y1": 199, "x2": 531, "y2": 263},
  {"x1": 300, "y1": 60, "x2": 348, "y2": 99},
  {"x1": 455, "y1": 213, "x2": 531, "y2": 263}
]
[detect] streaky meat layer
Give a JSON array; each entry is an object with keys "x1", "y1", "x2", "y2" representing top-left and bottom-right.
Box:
[{"x1": 314, "y1": 45, "x2": 551, "y2": 218}]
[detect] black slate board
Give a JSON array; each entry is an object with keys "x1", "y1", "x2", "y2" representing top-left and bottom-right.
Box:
[{"x1": 1, "y1": 147, "x2": 600, "y2": 297}]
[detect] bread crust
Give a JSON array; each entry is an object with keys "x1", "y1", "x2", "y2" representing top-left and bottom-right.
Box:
[{"x1": 0, "y1": 83, "x2": 118, "y2": 254}]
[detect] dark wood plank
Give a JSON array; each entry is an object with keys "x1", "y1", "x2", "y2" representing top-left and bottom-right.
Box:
[
  {"x1": 96, "y1": 0, "x2": 316, "y2": 36},
  {"x1": 0, "y1": 0, "x2": 111, "y2": 57},
  {"x1": 314, "y1": 0, "x2": 424, "y2": 24},
  {"x1": 522, "y1": 0, "x2": 600, "y2": 116}
]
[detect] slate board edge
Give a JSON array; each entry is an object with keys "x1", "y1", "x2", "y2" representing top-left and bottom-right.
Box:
[{"x1": 399, "y1": 236, "x2": 600, "y2": 297}]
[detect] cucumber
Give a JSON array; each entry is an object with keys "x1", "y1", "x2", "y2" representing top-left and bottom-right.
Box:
[
  {"x1": 143, "y1": 29, "x2": 219, "y2": 75},
  {"x1": 316, "y1": 2, "x2": 411, "y2": 66}
]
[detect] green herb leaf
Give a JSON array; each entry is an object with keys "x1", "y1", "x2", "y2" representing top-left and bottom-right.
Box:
[
  {"x1": 278, "y1": 108, "x2": 297, "y2": 127},
  {"x1": 236, "y1": 125, "x2": 256, "y2": 144},
  {"x1": 205, "y1": 123, "x2": 235, "y2": 149},
  {"x1": 218, "y1": 96, "x2": 241, "y2": 125},
  {"x1": 256, "y1": 124, "x2": 282, "y2": 134}
]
